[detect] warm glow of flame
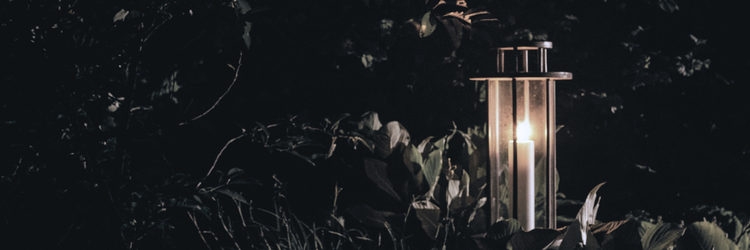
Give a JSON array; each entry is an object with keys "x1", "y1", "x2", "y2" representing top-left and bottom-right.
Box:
[{"x1": 518, "y1": 121, "x2": 532, "y2": 141}]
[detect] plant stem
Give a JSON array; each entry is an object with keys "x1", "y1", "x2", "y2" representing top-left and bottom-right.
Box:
[
  {"x1": 180, "y1": 52, "x2": 243, "y2": 125},
  {"x1": 196, "y1": 132, "x2": 247, "y2": 189},
  {"x1": 188, "y1": 211, "x2": 213, "y2": 250}
]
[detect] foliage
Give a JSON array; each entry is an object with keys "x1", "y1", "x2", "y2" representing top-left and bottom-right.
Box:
[
  {"x1": 480, "y1": 184, "x2": 750, "y2": 250},
  {"x1": 2, "y1": 0, "x2": 747, "y2": 249}
]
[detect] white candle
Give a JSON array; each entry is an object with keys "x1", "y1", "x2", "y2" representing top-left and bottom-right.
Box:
[{"x1": 509, "y1": 121, "x2": 535, "y2": 231}]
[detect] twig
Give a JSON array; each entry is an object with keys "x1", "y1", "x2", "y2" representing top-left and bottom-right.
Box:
[
  {"x1": 188, "y1": 211, "x2": 213, "y2": 250},
  {"x1": 196, "y1": 132, "x2": 247, "y2": 189},
  {"x1": 217, "y1": 200, "x2": 243, "y2": 250},
  {"x1": 180, "y1": 52, "x2": 243, "y2": 125}
]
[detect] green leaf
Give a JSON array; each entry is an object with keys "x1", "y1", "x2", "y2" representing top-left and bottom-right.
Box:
[
  {"x1": 642, "y1": 222, "x2": 683, "y2": 250},
  {"x1": 419, "y1": 11, "x2": 437, "y2": 38},
  {"x1": 403, "y1": 145, "x2": 423, "y2": 174},
  {"x1": 422, "y1": 149, "x2": 443, "y2": 192},
  {"x1": 675, "y1": 221, "x2": 738, "y2": 250}
]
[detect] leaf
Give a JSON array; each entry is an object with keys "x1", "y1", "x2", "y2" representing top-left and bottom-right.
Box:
[
  {"x1": 675, "y1": 221, "x2": 738, "y2": 250},
  {"x1": 213, "y1": 188, "x2": 250, "y2": 205},
  {"x1": 403, "y1": 145, "x2": 423, "y2": 174},
  {"x1": 384, "y1": 121, "x2": 410, "y2": 151},
  {"x1": 560, "y1": 182, "x2": 606, "y2": 250},
  {"x1": 359, "y1": 111, "x2": 383, "y2": 132},
  {"x1": 591, "y1": 220, "x2": 645, "y2": 250},
  {"x1": 420, "y1": 11, "x2": 437, "y2": 38},
  {"x1": 287, "y1": 150, "x2": 315, "y2": 166},
  {"x1": 228, "y1": 167, "x2": 244, "y2": 178},
  {"x1": 438, "y1": 15, "x2": 466, "y2": 48},
  {"x1": 422, "y1": 149, "x2": 443, "y2": 193},
  {"x1": 641, "y1": 222, "x2": 683, "y2": 250},
  {"x1": 363, "y1": 157, "x2": 402, "y2": 202},
  {"x1": 727, "y1": 216, "x2": 744, "y2": 242},
  {"x1": 236, "y1": 0, "x2": 251, "y2": 14},
  {"x1": 510, "y1": 229, "x2": 563, "y2": 250},
  {"x1": 486, "y1": 218, "x2": 522, "y2": 244},
  {"x1": 413, "y1": 201, "x2": 441, "y2": 239},
  {"x1": 738, "y1": 231, "x2": 750, "y2": 250},
  {"x1": 113, "y1": 9, "x2": 129, "y2": 22},
  {"x1": 658, "y1": 0, "x2": 679, "y2": 13},
  {"x1": 242, "y1": 21, "x2": 252, "y2": 49},
  {"x1": 228, "y1": 177, "x2": 262, "y2": 186}
]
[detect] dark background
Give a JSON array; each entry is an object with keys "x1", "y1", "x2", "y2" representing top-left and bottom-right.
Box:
[{"x1": 1, "y1": 0, "x2": 748, "y2": 248}]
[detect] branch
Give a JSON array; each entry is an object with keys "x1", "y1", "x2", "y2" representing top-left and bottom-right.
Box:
[
  {"x1": 196, "y1": 132, "x2": 247, "y2": 189},
  {"x1": 180, "y1": 52, "x2": 243, "y2": 126}
]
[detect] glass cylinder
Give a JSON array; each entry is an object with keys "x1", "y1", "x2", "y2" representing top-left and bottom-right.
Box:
[{"x1": 472, "y1": 41, "x2": 571, "y2": 230}]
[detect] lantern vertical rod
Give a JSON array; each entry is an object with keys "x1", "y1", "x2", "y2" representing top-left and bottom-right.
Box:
[
  {"x1": 488, "y1": 79, "x2": 501, "y2": 223},
  {"x1": 546, "y1": 79, "x2": 557, "y2": 229},
  {"x1": 539, "y1": 49, "x2": 545, "y2": 72},
  {"x1": 514, "y1": 47, "x2": 519, "y2": 72},
  {"x1": 511, "y1": 78, "x2": 518, "y2": 221},
  {"x1": 543, "y1": 48, "x2": 548, "y2": 72},
  {"x1": 500, "y1": 49, "x2": 505, "y2": 73},
  {"x1": 523, "y1": 50, "x2": 529, "y2": 72}
]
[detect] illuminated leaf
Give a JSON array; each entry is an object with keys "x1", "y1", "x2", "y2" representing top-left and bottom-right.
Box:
[
  {"x1": 420, "y1": 12, "x2": 437, "y2": 38},
  {"x1": 641, "y1": 222, "x2": 683, "y2": 250},
  {"x1": 113, "y1": 9, "x2": 129, "y2": 22},
  {"x1": 675, "y1": 221, "x2": 738, "y2": 250}
]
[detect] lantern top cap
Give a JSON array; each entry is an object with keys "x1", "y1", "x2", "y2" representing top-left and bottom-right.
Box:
[{"x1": 494, "y1": 41, "x2": 553, "y2": 50}]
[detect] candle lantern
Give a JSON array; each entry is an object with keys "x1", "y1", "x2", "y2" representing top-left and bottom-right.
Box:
[{"x1": 471, "y1": 41, "x2": 571, "y2": 230}]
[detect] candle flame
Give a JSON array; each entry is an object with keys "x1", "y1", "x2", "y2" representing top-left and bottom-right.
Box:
[{"x1": 518, "y1": 121, "x2": 531, "y2": 141}]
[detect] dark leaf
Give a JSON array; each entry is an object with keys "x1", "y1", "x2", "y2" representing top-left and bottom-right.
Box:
[
  {"x1": 591, "y1": 220, "x2": 644, "y2": 250},
  {"x1": 287, "y1": 150, "x2": 315, "y2": 166},
  {"x1": 413, "y1": 201, "x2": 441, "y2": 239},
  {"x1": 214, "y1": 188, "x2": 250, "y2": 205},
  {"x1": 347, "y1": 204, "x2": 398, "y2": 228},
  {"x1": 438, "y1": 16, "x2": 467, "y2": 48},
  {"x1": 227, "y1": 167, "x2": 244, "y2": 179},
  {"x1": 509, "y1": 228, "x2": 563, "y2": 250},
  {"x1": 486, "y1": 218, "x2": 521, "y2": 248},
  {"x1": 363, "y1": 157, "x2": 402, "y2": 202},
  {"x1": 228, "y1": 177, "x2": 262, "y2": 186}
]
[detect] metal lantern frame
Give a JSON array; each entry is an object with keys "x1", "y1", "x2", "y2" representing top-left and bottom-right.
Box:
[{"x1": 471, "y1": 41, "x2": 572, "y2": 230}]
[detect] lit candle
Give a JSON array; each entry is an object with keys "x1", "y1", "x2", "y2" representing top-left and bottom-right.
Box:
[{"x1": 509, "y1": 121, "x2": 535, "y2": 231}]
